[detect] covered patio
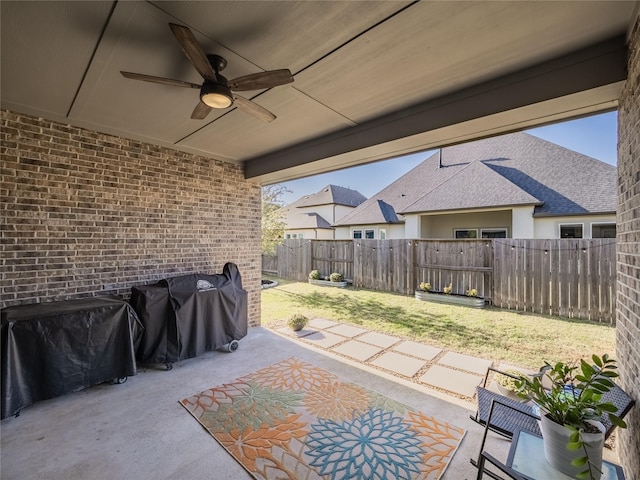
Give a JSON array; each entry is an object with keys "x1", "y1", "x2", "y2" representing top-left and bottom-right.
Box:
[
  {"x1": 0, "y1": 326, "x2": 499, "y2": 479},
  {"x1": 2, "y1": 2, "x2": 639, "y2": 479}
]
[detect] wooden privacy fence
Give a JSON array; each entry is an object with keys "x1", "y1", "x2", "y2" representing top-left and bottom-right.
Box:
[
  {"x1": 493, "y1": 238, "x2": 616, "y2": 323},
  {"x1": 263, "y1": 238, "x2": 617, "y2": 324}
]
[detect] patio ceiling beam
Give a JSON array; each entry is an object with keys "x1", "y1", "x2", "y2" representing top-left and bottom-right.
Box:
[{"x1": 244, "y1": 35, "x2": 627, "y2": 182}]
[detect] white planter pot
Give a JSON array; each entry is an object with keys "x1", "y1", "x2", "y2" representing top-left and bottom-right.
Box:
[
  {"x1": 308, "y1": 279, "x2": 348, "y2": 288},
  {"x1": 414, "y1": 290, "x2": 485, "y2": 308},
  {"x1": 540, "y1": 415, "x2": 605, "y2": 480}
]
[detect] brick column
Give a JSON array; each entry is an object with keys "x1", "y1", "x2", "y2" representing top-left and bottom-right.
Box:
[{"x1": 616, "y1": 13, "x2": 640, "y2": 478}]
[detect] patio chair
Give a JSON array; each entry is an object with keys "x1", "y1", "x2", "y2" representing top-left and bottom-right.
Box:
[
  {"x1": 474, "y1": 397, "x2": 540, "y2": 480},
  {"x1": 470, "y1": 366, "x2": 635, "y2": 441},
  {"x1": 470, "y1": 367, "x2": 542, "y2": 439}
]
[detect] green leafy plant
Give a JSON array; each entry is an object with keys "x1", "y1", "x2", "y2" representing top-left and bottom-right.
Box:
[
  {"x1": 329, "y1": 272, "x2": 343, "y2": 282},
  {"x1": 308, "y1": 270, "x2": 321, "y2": 280},
  {"x1": 466, "y1": 288, "x2": 478, "y2": 297},
  {"x1": 515, "y1": 354, "x2": 626, "y2": 480},
  {"x1": 287, "y1": 313, "x2": 308, "y2": 331},
  {"x1": 419, "y1": 282, "x2": 432, "y2": 292},
  {"x1": 443, "y1": 283, "x2": 453, "y2": 294}
]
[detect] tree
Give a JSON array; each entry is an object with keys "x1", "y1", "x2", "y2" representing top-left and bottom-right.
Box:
[{"x1": 261, "y1": 184, "x2": 290, "y2": 255}]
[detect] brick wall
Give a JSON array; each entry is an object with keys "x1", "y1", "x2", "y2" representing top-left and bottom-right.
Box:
[
  {"x1": 1, "y1": 109, "x2": 262, "y2": 326},
  {"x1": 616, "y1": 14, "x2": 640, "y2": 478}
]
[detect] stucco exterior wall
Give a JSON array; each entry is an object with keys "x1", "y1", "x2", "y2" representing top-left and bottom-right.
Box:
[
  {"x1": 533, "y1": 214, "x2": 616, "y2": 239},
  {"x1": 285, "y1": 228, "x2": 333, "y2": 239},
  {"x1": 511, "y1": 206, "x2": 535, "y2": 238},
  {"x1": 616, "y1": 14, "x2": 640, "y2": 478},
  {"x1": 334, "y1": 224, "x2": 405, "y2": 239},
  {"x1": 291, "y1": 203, "x2": 355, "y2": 225},
  {"x1": 418, "y1": 210, "x2": 512, "y2": 238}
]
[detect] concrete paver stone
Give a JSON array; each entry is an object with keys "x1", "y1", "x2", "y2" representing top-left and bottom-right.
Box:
[
  {"x1": 326, "y1": 324, "x2": 368, "y2": 338},
  {"x1": 276, "y1": 327, "x2": 316, "y2": 338},
  {"x1": 438, "y1": 351, "x2": 492, "y2": 375},
  {"x1": 419, "y1": 365, "x2": 483, "y2": 397},
  {"x1": 331, "y1": 340, "x2": 383, "y2": 362},
  {"x1": 309, "y1": 318, "x2": 339, "y2": 329},
  {"x1": 393, "y1": 341, "x2": 442, "y2": 361},
  {"x1": 357, "y1": 331, "x2": 400, "y2": 348},
  {"x1": 370, "y1": 351, "x2": 426, "y2": 377},
  {"x1": 302, "y1": 331, "x2": 346, "y2": 349}
]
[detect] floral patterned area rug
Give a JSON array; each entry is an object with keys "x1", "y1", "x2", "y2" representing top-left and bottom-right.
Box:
[{"x1": 180, "y1": 357, "x2": 465, "y2": 480}]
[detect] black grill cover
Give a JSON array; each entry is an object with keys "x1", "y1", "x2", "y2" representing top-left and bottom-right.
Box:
[
  {"x1": 1, "y1": 296, "x2": 143, "y2": 419},
  {"x1": 131, "y1": 263, "x2": 248, "y2": 364}
]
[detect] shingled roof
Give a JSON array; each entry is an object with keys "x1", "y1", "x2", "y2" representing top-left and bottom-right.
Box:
[
  {"x1": 285, "y1": 212, "x2": 333, "y2": 230},
  {"x1": 294, "y1": 185, "x2": 367, "y2": 208},
  {"x1": 335, "y1": 132, "x2": 616, "y2": 226}
]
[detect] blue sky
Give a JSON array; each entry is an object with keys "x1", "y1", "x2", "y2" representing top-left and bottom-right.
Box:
[{"x1": 275, "y1": 111, "x2": 618, "y2": 205}]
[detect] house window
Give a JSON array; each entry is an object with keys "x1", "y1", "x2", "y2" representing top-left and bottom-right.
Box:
[
  {"x1": 592, "y1": 223, "x2": 616, "y2": 238},
  {"x1": 353, "y1": 230, "x2": 362, "y2": 239},
  {"x1": 379, "y1": 229, "x2": 387, "y2": 240},
  {"x1": 297, "y1": 233, "x2": 303, "y2": 239},
  {"x1": 560, "y1": 224, "x2": 583, "y2": 238},
  {"x1": 454, "y1": 229, "x2": 478, "y2": 239},
  {"x1": 285, "y1": 234, "x2": 291, "y2": 239},
  {"x1": 481, "y1": 229, "x2": 507, "y2": 239},
  {"x1": 365, "y1": 230, "x2": 375, "y2": 239}
]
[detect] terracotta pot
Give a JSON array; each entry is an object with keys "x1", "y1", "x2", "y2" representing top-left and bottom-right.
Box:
[{"x1": 540, "y1": 414, "x2": 605, "y2": 479}]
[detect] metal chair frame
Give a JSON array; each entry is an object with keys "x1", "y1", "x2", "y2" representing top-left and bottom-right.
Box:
[{"x1": 474, "y1": 397, "x2": 540, "y2": 480}]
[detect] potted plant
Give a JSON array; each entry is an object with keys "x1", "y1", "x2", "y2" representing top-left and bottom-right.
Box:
[
  {"x1": 308, "y1": 270, "x2": 348, "y2": 288},
  {"x1": 287, "y1": 313, "x2": 308, "y2": 331},
  {"x1": 329, "y1": 272, "x2": 343, "y2": 282},
  {"x1": 514, "y1": 354, "x2": 626, "y2": 480},
  {"x1": 495, "y1": 368, "x2": 523, "y2": 398},
  {"x1": 308, "y1": 270, "x2": 321, "y2": 280}
]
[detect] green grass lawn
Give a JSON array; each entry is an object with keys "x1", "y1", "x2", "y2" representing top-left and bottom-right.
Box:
[{"x1": 261, "y1": 276, "x2": 616, "y2": 370}]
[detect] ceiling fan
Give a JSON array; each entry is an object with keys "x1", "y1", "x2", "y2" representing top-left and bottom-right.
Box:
[{"x1": 120, "y1": 23, "x2": 294, "y2": 122}]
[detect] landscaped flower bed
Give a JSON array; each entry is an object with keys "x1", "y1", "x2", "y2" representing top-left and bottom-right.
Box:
[
  {"x1": 309, "y1": 279, "x2": 348, "y2": 288},
  {"x1": 414, "y1": 290, "x2": 485, "y2": 308},
  {"x1": 308, "y1": 270, "x2": 348, "y2": 288}
]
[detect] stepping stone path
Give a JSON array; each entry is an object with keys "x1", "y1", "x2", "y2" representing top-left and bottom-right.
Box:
[{"x1": 279, "y1": 317, "x2": 491, "y2": 401}]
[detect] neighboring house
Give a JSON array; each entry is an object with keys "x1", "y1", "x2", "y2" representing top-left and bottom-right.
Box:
[
  {"x1": 334, "y1": 132, "x2": 617, "y2": 240},
  {"x1": 283, "y1": 185, "x2": 367, "y2": 239}
]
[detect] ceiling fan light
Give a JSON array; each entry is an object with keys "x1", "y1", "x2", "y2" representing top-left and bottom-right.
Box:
[{"x1": 200, "y1": 83, "x2": 233, "y2": 108}]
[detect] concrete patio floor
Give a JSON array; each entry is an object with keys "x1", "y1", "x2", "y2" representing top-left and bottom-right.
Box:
[{"x1": 0, "y1": 326, "x2": 510, "y2": 480}]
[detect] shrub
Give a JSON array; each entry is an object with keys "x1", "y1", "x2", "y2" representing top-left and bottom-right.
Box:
[
  {"x1": 466, "y1": 288, "x2": 478, "y2": 297},
  {"x1": 308, "y1": 270, "x2": 321, "y2": 280},
  {"x1": 443, "y1": 283, "x2": 453, "y2": 294},
  {"x1": 419, "y1": 282, "x2": 432, "y2": 292},
  {"x1": 329, "y1": 272, "x2": 343, "y2": 282}
]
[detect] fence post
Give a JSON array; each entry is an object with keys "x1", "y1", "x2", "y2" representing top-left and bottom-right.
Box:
[{"x1": 410, "y1": 239, "x2": 417, "y2": 296}]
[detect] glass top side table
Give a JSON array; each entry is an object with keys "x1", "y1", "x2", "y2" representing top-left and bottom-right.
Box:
[{"x1": 507, "y1": 430, "x2": 625, "y2": 480}]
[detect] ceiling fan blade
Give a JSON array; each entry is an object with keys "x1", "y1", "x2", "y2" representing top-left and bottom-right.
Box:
[
  {"x1": 168, "y1": 23, "x2": 217, "y2": 82},
  {"x1": 191, "y1": 101, "x2": 212, "y2": 120},
  {"x1": 120, "y1": 71, "x2": 201, "y2": 89},
  {"x1": 227, "y1": 69, "x2": 294, "y2": 91},
  {"x1": 233, "y1": 95, "x2": 276, "y2": 122}
]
